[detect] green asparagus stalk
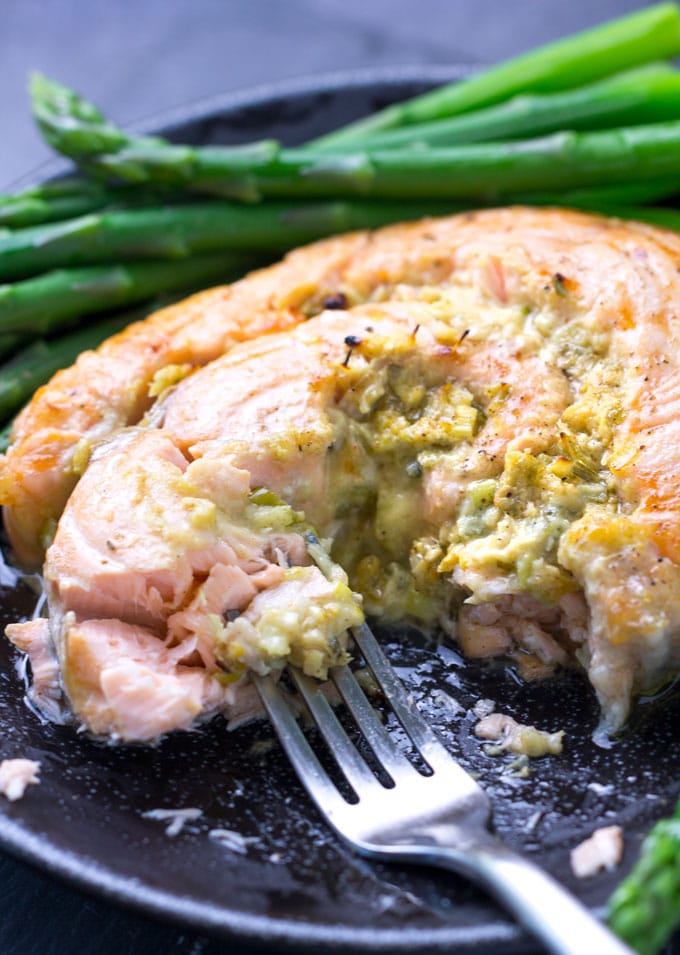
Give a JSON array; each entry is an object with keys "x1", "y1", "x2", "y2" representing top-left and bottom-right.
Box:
[
  {"x1": 0, "y1": 251, "x2": 262, "y2": 338},
  {"x1": 333, "y1": 63, "x2": 680, "y2": 151},
  {"x1": 0, "y1": 199, "x2": 459, "y2": 282},
  {"x1": 7, "y1": 181, "x2": 680, "y2": 285},
  {"x1": 0, "y1": 312, "x2": 134, "y2": 422},
  {"x1": 25, "y1": 68, "x2": 677, "y2": 228},
  {"x1": 31, "y1": 107, "x2": 680, "y2": 204},
  {"x1": 515, "y1": 180, "x2": 680, "y2": 208},
  {"x1": 608, "y1": 801, "x2": 680, "y2": 954},
  {"x1": 29, "y1": 75, "x2": 680, "y2": 202},
  {"x1": 0, "y1": 177, "x2": 114, "y2": 228},
  {"x1": 0, "y1": 176, "x2": 184, "y2": 229},
  {"x1": 31, "y1": 74, "x2": 281, "y2": 195},
  {"x1": 311, "y1": 2, "x2": 680, "y2": 148},
  {"x1": 4, "y1": 183, "x2": 680, "y2": 286}
]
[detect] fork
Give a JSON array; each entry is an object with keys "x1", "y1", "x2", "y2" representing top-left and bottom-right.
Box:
[{"x1": 253, "y1": 621, "x2": 634, "y2": 955}]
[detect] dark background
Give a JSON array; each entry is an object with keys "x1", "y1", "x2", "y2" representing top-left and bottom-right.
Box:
[{"x1": 0, "y1": 2, "x2": 665, "y2": 954}]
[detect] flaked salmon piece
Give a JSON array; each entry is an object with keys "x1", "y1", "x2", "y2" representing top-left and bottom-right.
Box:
[
  {"x1": 558, "y1": 515, "x2": 680, "y2": 730},
  {"x1": 16, "y1": 425, "x2": 359, "y2": 739},
  {"x1": 474, "y1": 712, "x2": 564, "y2": 757},
  {"x1": 0, "y1": 758, "x2": 41, "y2": 801},
  {"x1": 43, "y1": 429, "x2": 286, "y2": 629},
  {"x1": 5, "y1": 618, "x2": 63, "y2": 722},
  {"x1": 570, "y1": 826, "x2": 624, "y2": 879},
  {"x1": 61, "y1": 616, "x2": 230, "y2": 740}
]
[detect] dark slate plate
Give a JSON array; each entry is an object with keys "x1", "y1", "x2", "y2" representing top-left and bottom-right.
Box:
[{"x1": 2, "y1": 68, "x2": 679, "y2": 955}]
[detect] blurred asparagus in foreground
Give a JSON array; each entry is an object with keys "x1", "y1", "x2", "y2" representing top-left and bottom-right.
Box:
[
  {"x1": 0, "y1": 199, "x2": 454, "y2": 281},
  {"x1": 0, "y1": 177, "x2": 113, "y2": 228}
]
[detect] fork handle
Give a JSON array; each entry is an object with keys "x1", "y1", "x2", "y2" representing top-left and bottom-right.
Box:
[{"x1": 405, "y1": 833, "x2": 634, "y2": 955}]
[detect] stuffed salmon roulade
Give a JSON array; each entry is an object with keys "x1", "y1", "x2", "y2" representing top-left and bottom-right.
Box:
[{"x1": 6, "y1": 206, "x2": 680, "y2": 741}]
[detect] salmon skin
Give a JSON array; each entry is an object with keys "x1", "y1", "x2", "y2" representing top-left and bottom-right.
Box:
[{"x1": 6, "y1": 206, "x2": 680, "y2": 740}]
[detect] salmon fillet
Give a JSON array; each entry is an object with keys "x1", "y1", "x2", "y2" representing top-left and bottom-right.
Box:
[{"x1": 7, "y1": 206, "x2": 680, "y2": 739}]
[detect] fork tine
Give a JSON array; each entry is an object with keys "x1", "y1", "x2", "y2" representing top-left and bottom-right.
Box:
[
  {"x1": 287, "y1": 667, "x2": 387, "y2": 795},
  {"x1": 252, "y1": 673, "x2": 350, "y2": 818},
  {"x1": 255, "y1": 627, "x2": 632, "y2": 955},
  {"x1": 331, "y1": 664, "x2": 420, "y2": 779},
  {"x1": 351, "y1": 622, "x2": 455, "y2": 772}
]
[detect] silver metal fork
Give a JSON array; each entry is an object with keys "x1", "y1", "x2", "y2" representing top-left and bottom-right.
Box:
[{"x1": 253, "y1": 622, "x2": 633, "y2": 955}]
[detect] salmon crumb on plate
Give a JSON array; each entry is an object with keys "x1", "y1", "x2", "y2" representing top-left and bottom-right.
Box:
[
  {"x1": 3, "y1": 206, "x2": 680, "y2": 742},
  {"x1": 0, "y1": 758, "x2": 41, "y2": 801}
]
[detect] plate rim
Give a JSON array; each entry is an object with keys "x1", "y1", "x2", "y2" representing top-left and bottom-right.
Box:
[{"x1": 0, "y1": 810, "x2": 524, "y2": 952}]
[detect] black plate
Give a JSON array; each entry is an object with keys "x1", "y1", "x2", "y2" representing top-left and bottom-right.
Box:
[{"x1": 2, "y1": 68, "x2": 680, "y2": 955}]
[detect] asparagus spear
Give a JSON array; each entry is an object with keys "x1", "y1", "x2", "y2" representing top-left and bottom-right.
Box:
[
  {"x1": 515, "y1": 180, "x2": 680, "y2": 208},
  {"x1": 24, "y1": 66, "x2": 676, "y2": 230},
  {"x1": 0, "y1": 251, "x2": 262, "y2": 337},
  {"x1": 29, "y1": 81, "x2": 680, "y2": 204},
  {"x1": 311, "y1": 2, "x2": 680, "y2": 148},
  {"x1": 0, "y1": 176, "x2": 182, "y2": 229},
  {"x1": 30, "y1": 75, "x2": 680, "y2": 201},
  {"x1": 0, "y1": 177, "x2": 115, "y2": 229},
  {"x1": 608, "y1": 801, "x2": 680, "y2": 955},
  {"x1": 0, "y1": 178, "x2": 100, "y2": 228},
  {"x1": 334, "y1": 63, "x2": 680, "y2": 151},
  {"x1": 0, "y1": 199, "x2": 457, "y2": 281},
  {"x1": 7, "y1": 180, "x2": 680, "y2": 286},
  {"x1": 4, "y1": 183, "x2": 680, "y2": 286},
  {"x1": 31, "y1": 73, "x2": 280, "y2": 195}
]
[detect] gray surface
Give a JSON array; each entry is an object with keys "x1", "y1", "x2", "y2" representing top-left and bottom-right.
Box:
[{"x1": 0, "y1": 2, "x2": 665, "y2": 954}]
